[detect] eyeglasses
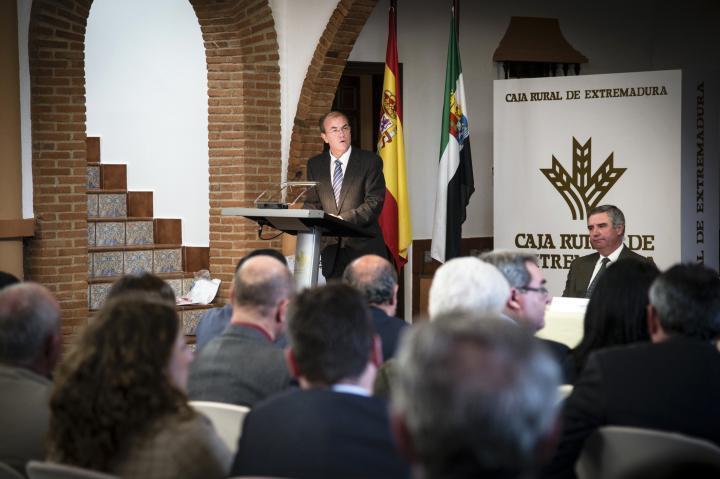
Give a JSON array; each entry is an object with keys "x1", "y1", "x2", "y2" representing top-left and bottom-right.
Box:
[
  {"x1": 327, "y1": 125, "x2": 351, "y2": 135},
  {"x1": 518, "y1": 285, "x2": 549, "y2": 296}
]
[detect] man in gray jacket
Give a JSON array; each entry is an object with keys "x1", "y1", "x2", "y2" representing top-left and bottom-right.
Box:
[
  {"x1": 188, "y1": 255, "x2": 295, "y2": 407},
  {"x1": 0, "y1": 283, "x2": 61, "y2": 475}
]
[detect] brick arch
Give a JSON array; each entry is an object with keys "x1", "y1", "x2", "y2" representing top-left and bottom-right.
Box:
[
  {"x1": 287, "y1": 0, "x2": 379, "y2": 177},
  {"x1": 190, "y1": 0, "x2": 282, "y2": 298},
  {"x1": 27, "y1": 0, "x2": 281, "y2": 341}
]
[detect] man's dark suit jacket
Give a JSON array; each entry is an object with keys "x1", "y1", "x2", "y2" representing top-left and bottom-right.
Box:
[
  {"x1": 543, "y1": 337, "x2": 720, "y2": 479},
  {"x1": 231, "y1": 388, "x2": 410, "y2": 479},
  {"x1": 187, "y1": 323, "x2": 292, "y2": 407},
  {"x1": 305, "y1": 148, "x2": 388, "y2": 278},
  {"x1": 370, "y1": 306, "x2": 408, "y2": 361},
  {"x1": 562, "y1": 245, "x2": 646, "y2": 298}
]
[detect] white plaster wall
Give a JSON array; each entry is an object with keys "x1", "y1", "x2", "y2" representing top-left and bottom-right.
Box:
[
  {"x1": 85, "y1": 0, "x2": 208, "y2": 245},
  {"x1": 350, "y1": 0, "x2": 720, "y2": 240},
  {"x1": 269, "y1": 0, "x2": 337, "y2": 183}
]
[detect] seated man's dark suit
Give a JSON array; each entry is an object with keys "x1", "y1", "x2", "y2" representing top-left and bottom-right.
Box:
[
  {"x1": 187, "y1": 323, "x2": 292, "y2": 408},
  {"x1": 369, "y1": 306, "x2": 408, "y2": 361},
  {"x1": 0, "y1": 365, "x2": 52, "y2": 476},
  {"x1": 563, "y1": 245, "x2": 646, "y2": 298},
  {"x1": 231, "y1": 388, "x2": 410, "y2": 479},
  {"x1": 305, "y1": 148, "x2": 388, "y2": 278},
  {"x1": 543, "y1": 337, "x2": 720, "y2": 478}
]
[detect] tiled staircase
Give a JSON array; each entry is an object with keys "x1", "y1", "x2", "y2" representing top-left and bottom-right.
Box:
[{"x1": 85, "y1": 137, "x2": 212, "y2": 343}]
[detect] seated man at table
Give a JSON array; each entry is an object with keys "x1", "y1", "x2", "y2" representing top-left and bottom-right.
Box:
[{"x1": 231, "y1": 283, "x2": 410, "y2": 479}]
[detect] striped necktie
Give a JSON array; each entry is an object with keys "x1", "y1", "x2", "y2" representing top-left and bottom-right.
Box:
[
  {"x1": 586, "y1": 257, "x2": 610, "y2": 298},
  {"x1": 332, "y1": 159, "x2": 343, "y2": 205}
]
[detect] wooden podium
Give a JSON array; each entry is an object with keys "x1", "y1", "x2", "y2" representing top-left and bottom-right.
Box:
[{"x1": 220, "y1": 207, "x2": 371, "y2": 288}]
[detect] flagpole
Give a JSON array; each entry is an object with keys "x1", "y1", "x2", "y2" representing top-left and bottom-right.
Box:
[{"x1": 453, "y1": 0, "x2": 459, "y2": 37}]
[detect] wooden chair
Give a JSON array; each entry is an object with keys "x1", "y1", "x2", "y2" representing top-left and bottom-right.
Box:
[
  {"x1": 576, "y1": 426, "x2": 720, "y2": 479},
  {"x1": 189, "y1": 400, "x2": 251, "y2": 452}
]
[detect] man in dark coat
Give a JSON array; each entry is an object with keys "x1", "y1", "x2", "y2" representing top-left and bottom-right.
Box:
[
  {"x1": 563, "y1": 205, "x2": 647, "y2": 298},
  {"x1": 304, "y1": 111, "x2": 388, "y2": 279}
]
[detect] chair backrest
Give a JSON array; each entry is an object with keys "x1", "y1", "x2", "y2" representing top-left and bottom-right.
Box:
[
  {"x1": 576, "y1": 426, "x2": 720, "y2": 479},
  {"x1": 189, "y1": 400, "x2": 251, "y2": 452},
  {"x1": 0, "y1": 462, "x2": 24, "y2": 479},
  {"x1": 26, "y1": 461, "x2": 119, "y2": 479}
]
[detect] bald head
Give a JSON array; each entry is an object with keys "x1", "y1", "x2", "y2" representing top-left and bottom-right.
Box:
[
  {"x1": 0, "y1": 282, "x2": 61, "y2": 375},
  {"x1": 233, "y1": 255, "x2": 295, "y2": 317},
  {"x1": 343, "y1": 254, "x2": 398, "y2": 307}
]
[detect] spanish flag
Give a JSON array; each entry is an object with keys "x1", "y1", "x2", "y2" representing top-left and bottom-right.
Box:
[{"x1": 377, "y1": 1, "x2": 411, "y2": 271}]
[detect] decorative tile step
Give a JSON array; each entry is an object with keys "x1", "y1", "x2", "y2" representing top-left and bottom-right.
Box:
[
  {"x1": 86, "y1": 164, "x2": 127, "y2": 190},
  {"x1": 88, "y1": 219, "x2": 154, "y2": 247},
  {"x1": 87, "y1": 192, "x2": 127, "y2": 218},
  {"x1": 87, "y1": 189, "x2": 127, "y2": 194},
  {"x1": 88, "y1": 246, "x2": 183, "y2": 278},
  {"x1": 86, "y1": 137, "x2": 100, "y2": 163}
]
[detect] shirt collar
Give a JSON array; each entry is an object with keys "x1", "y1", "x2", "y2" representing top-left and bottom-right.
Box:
[
  {"x1": 331, "y1": 383, "x2": 370, "y2": 397},
  {"x1": 329, "y1": 145, "x2": 352, "y2": 165},
  {"x1": 232, "y1": 321, "x2": 274, "y2": 342},
  {"x1": 602, "y1": 243, "x2": 625, "y2": 263}
]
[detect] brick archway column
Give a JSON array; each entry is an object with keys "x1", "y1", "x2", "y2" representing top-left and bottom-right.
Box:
[
  {"x1": 287, "y1": 0, "x2": 379, "y2": 177},
  {"x1": 27, "y1": 0, "x2": 282, "y2": 341},
  {"x1": 27, "y1": 0, "x2": 92, "y2": 340},
  {"x1": 190, "y1": 0, "x2": 282, "y2": 298}
]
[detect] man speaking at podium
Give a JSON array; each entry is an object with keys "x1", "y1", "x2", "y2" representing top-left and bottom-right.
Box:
[
  {"x1": 563, "y1": 205, "x2": 646, "y2": 298},
  {"x1": 304, "y1": 111, "x2": 389, "y2": 279}
]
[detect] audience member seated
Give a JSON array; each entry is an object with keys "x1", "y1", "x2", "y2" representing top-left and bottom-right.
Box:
[
  {"x1": 0, "y1": 283, "x2": 61, "y2": 476},
  {"x1": 47, "y1": 294, "x2": 231, "y2": 479},
  {"x1": 0, "y1": 271, "x2": 19, "y2": 290},
  {"x1": 194, "y1": 249, "x2": 288, "y2": 350},
  {"x1": 564, "y1": 258, "x2": 659, "y2": 383},
  {"x1": 543, "y1": 263, "x2": 720, "y2": 479},
  {"x1": 481, "y1": 250, "x2": 571, "y2": 371},
  {"x1": 231, "y1": 283, "x2": 411, "y2": 479},
  {"x1": 391, "y1": 313, "x2": 561, "y2": 478},
  {"x1": 107, "y1": 271, "x2": 177, "y2": 305},
  {"x1": 428, "y1": 256, "x2": 510, "y2": 318},
  {"x1": 343, "y1": 254, "x2": 408, "y2": 361},
  {"x1": 375, "y1": 256, "x2": 509, "y2": 398},
  {"x1": 188, "y1": 255, "x2": 294, "y2": 407}
]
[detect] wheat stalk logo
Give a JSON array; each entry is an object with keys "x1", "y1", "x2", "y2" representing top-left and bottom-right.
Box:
[{"x1": 541, "y1": 137, "x2": 626, "y2": 220}]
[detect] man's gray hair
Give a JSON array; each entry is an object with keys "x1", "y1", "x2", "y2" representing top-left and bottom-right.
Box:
[
  {"x1": 480, "y1": 250, "x2": 539, "y2": 289},
  {"x1": 648, "y1": 263, "x2": 720, "y2": 339},
  {"x1": 588, "y1": 204, "x2": 625, "y2": 229},
  {"x1": 392, "y1": 313, "x2": 560, "y2": 477},
  {"x1": 428, "y1": 257, "x2": 510, "y2": 319},
  {"x1": 342, "y1": 256, "x2": 397, "y2": 306},
  {"x1": 0, "y1": 283, "x2": 60, "y2": 367}
]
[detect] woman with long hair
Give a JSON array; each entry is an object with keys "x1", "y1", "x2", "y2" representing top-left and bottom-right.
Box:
[
  {"x1": 47, "y1": 293, "x2": 230, "y2": 478},
  {"x1": 565, "y1": 258, "x2": 660, "y2": 383}
]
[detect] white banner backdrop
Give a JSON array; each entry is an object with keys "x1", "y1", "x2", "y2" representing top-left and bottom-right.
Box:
[{"x1": 494, "y1": 70, "x2": 717, "y2": 297}]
